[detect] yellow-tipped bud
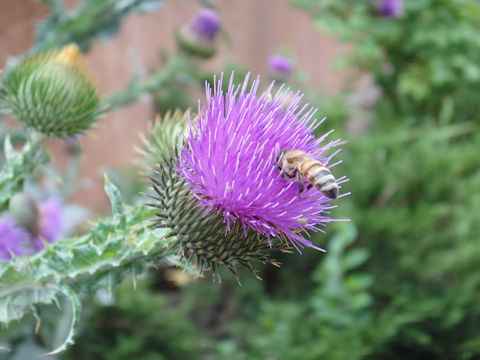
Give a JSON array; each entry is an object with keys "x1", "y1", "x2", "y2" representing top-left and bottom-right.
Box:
[
  {"x1": 54, "y1": 43, "x2": 82, "y2": 69},
  {"x1": 0, "y1": 43, "x2": 104, "y2": 137}
]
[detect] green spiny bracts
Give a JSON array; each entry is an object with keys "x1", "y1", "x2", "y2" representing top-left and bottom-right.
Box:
[
  {"x1": 147, "y1": 153, "x2": 287, "y2": 283},
  {"x1": 143, "y1": 112, "x2": 289, "y2": 282},
  {"x1": 175, "y1": 27, "x2": 217, "y2": 58},
  {"x1": 139, "y1": 109, "x2": 190, "y2": 168},
  {"x1": 0, "y1": 44, "x2": 104, "y2": 137}
]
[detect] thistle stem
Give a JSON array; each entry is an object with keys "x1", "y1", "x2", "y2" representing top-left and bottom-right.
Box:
[
  {"x1": 106, "y1": 55, "x2": 188, "y2": 110},
  {"x1": 0, "y1": 131, "x2": 48, "y2": 211}
]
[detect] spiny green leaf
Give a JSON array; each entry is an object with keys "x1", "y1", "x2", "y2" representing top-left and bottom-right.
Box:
[
  {"x1": 0, "y1": 281, "x2": 61, "y2": 326},
  {"x1": 41, "y1": 285, "x2": 81, "y2": 357},
  {"x1": 0, "y1": 202, "x2": 171, "y2": 325},
  {"x1": 104, "y1": 173, "x2": 124, "y2": 217}
]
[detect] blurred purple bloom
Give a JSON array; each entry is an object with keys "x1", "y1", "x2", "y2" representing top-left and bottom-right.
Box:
[
  {"x1": 0, "y1": 217, "x2": 28, "y2": 260},
  {"x1": 378, "y1": 0, "x2": 403, "y2": 18},
  {"x1": 178, "y1": 73, "x2": 345, "y2": 252},
  {"x1": 268, "y1": 54, "x2": 294, "y2": 75},
  {"x1": 31, "y1": 198, "x2": 64, "y2": 251},
  {"x1": 190, "y1": 8, "x2": 221, "y2": 40},
  {"x1": 65, "y1": 133, "x2": 83, "y2": 145}
]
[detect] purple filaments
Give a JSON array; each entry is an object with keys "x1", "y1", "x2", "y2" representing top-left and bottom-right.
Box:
[
  {"x1": 0, "y1": 197, "x2": 64, "y2": 259},
  {"x1": 178, "y1": 73, "x2": 346, "y2": 252},
  {"x1": 0, "y1": 217, "x2": 28, "y2": 260},
  {"x1": 268, "y1": 54, "x2": 294, "y2": 75},
  {"x1": 190, "y1": 8, "x2": 221, "y2": 40},
  {"x1": 377, "y1": 0, "x2": 403, "y2": 18},
  {"x1": 31, "y1": 198, "x2": 64, "y2": 251}
]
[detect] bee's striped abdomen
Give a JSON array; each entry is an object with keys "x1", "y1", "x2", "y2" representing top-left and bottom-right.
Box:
[
  {"x1": 277, "y1": 149, "x2": 339, "y2": 199},
  {"x1": 301, "y1": 160, "x2": 323, "y2": 176},
  {"x1": 302, "y1": 160, "x2": 338, "y2": 199}
]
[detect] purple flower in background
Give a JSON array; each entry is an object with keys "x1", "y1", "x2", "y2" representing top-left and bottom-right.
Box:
[
  {"x1": 268, "y1": 54, "x2": 294, "y2": 75},
  {"x1": 0, "y1": 217, "x2": 28, "y2": 260},
  {"x1": 378, "y1": 0, "x2": 403, "y2": 18},
  {"x1": 31, "y1": 198, "x2": 64, "y2": 251},
  {"x1": 65, "y1": 133, "x2": 83, "y2": 145},
  {"x1": 178, "y1": 73, "x2": 345, "y2": 252},
  {"x1": 190, "y1": 8, "x2": 221, "y2": 40}
]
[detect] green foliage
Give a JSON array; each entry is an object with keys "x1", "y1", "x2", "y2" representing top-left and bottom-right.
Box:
[
  {"x1": 208, "y1": 223, "x2": 373, "y2": 360},
  {"x1": 63, "y1": 279, "x2": 208, "y2": 360},
  {"x1": 293, "y1": 0, "x2": 480, "y2": 123},
  {"x1": 35, "y1": 0, "x2": 166, "y2": 52},
  {"x1": 340, "y1": 120, "x2": 480, "y2": 359},
  {"x1": 0, "y1": 177, "x2": 174, "y2": 354}
]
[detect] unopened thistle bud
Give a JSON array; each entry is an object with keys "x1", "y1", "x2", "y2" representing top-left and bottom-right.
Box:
[
  {"x1": 0, "y1": 43, "x2": 103, "y2": 137},
  {"x1": 146, "y1": 73, "x2": 347, "y2": 281},
  {"x1": 176, "y1": 8, "x2": 221, "y2": 58},
  {"x1": 268, "y1": 54, "x2": 294, "y2": 76},
  {"x1": 7, "y1": 194, "x2": 64, "y2": 251},
  {"x1": 377, "y1": 0, "x2": 403, "y2": 18},
  {"x1": 8, "y1": 192, "x2": 40, "y2": 235}
]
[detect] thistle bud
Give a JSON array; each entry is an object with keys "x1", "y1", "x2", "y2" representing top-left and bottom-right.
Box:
[
  {"x1": 377, "y1": 0, "x2": 403, "y2": 18},
  {"x1": 8, "y1": 192, "x2": 40, "y2": 235},
  {"x1": 146, "y1": 73, "x2": 347, "y2": 282},
  {"x1": 176, "y1": 9, "x2": 221, "y2": 58},
  {"x1": 268, "y1": 54, "x2": 294, "y2": 76},
  {"x1": 0, "y1": 44, "x2": 103, "y2": 137}
]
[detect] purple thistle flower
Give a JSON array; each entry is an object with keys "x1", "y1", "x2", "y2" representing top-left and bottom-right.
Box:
[
  {"x1": 268, "y1": 54, "x2": 294, "y2": 75},
  {"x1": 0, "y1": 217, "x2": 28, "y2": 260},
  {"x1": 190, "y1": 8, "x2": 221, "y2": 41},
  {"x1": 31, "y1": 198, "x2": 64, "y2": 251},
  {"x1": 377, "y1": 0, "x2": 403, "y2": 18},
  {"x1": 178, "y1": 73, "x2": 345, "y2": 252}
]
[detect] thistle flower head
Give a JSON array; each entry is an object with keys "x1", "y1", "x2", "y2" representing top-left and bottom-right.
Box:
[
  {"x1": 268, "y1": 54, "x2": 294, "y2": 75},
  {"x1": 176, "y1": 9, "x2": 221, "y2": 58},
  {"x1": 147, "y1": 74, "x2": 346, "y2": 280},
  {"x1": 377, "y1": 0, "x2": 403, "y2": 18},
  {"x1": 0, "y1": 43, "x2": 103, "y2": 137},
  {"x1": 179, "y1": 73, "x2": 344, "y2": 251},
  {"x1": 0, "y1": 217, "x2": 28, "y2": 260}
]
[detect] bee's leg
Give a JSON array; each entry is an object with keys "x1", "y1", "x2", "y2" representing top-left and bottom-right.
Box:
[
  {"x1": 306, "y1": 183, "x2": 313, "y2": 191},
  {"x1": 296, "y1": 172, "x2": 305, "y2": 194}
]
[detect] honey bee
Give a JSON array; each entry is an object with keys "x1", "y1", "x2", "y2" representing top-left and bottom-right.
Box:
[{"x1": 276, "y1": 149, "x2": 339, "y2": 199}]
